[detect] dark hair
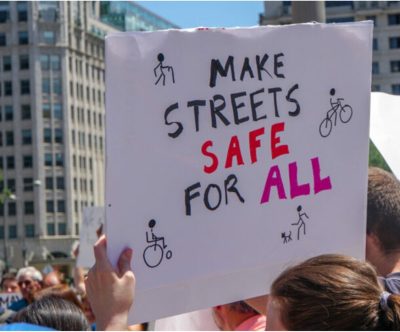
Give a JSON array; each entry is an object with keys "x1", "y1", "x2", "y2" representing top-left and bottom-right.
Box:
[
  {"x1": 228, "y1": 301, "x2": 259, "y2": 315},
  {"x1": 33, "y1": 284, "x2": 83, "y2": 310},
  {"x1": 367, "y1": 167, "x2": 400, "y2": 253},
  {"x1": 0, "y1": 272, "x2": 17, "y2": 288},
  {"x1": 14, "y1": 295, "x2": 90, "y2": 331},
  {"x1": 271, "y1": 254, "x2": 400, "y2": 330}
]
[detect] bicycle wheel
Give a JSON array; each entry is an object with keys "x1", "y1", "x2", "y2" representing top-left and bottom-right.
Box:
[
  {"x1": 340, "y1": 105, "x2": 353, "y2": 123},
  {"x1": 319, "y1": 118, "x2": 333, "y2": 137},
  {"x1": 143, "y1": 244, "x2": 163, "y2": 268}
]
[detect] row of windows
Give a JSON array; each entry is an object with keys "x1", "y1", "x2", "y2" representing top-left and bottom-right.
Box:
[
  {"x1": 0, "y1": 155, "x2": 33, "y2": 169},
  {"x1": 73, "y1": 177, "x2": 94, "y2": 193},
  {"x1": 72, "y1": 155, "x2": 94, "y2": 171},
  {"x1": 71, "y1": 106, "x2": 103, "y2": 128},
  {"x1": 0, "y1": 224, "x2": 36, "y2": 240},
  {"x1": 74, "y1": 200, "x2": 95, "y2": 214},
  {"x1": 69, "y1": 58, "x2": 105, "y2": 81},
  {"x1": 40, "y1": 54, "x2": 61, "y2": 71},
  {"x1": 43, "y1": 103, "x2": 63, "y2": 120},
  {"x1": 0, "y1": 177, "x2": 37, "y2": 192},
  {"x1": 0, "y1": 54, "x2": 29, "y2": 71},
  {"x1": 45, "y1": 176, "x2": 65, "y2": 190},
  {"x1": 371, "y1": 60, "x2": 400, "y2": 74},
  {"x1": 43, "y1": 128, "x2": 63, "y2": 144},
  {"x1": 0, "y1": 129, "x2": 32, "y2": 146},
  {"x1": 0, "y1": 105, "x2": 31, "y2": 121},
  {"x1": 44, "y1": 153, "x2": 64, "y2": 167},
  {"x1": 46, "y1": 200, "x2": 66, "y2": 213},
  {"x1": 0, "y1": 1, "x2": 28, "y2": 24},
  {"x1": 70, "y1": 82, "x2": 103, "y2": 105},
  {"x1": 0, "y1": 80, "x2": 30, "y2": 96},
  {"x1": 42, "y1": 78, "x2": 62, "y2": 96},
  {"x1": 373, "y1": 84, "x2": 400, "y2": 95},
  {"x1": 0, "y1": 30, "x2": 58, "y2": 47},
  {"x1": 0, "y1": 201, "x2": 34, "y2": 216},
  {"x1": 71, "y1": 131, "x2": 104, "y2": 151}
]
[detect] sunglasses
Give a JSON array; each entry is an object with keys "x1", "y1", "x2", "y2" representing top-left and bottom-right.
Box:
[{"x1": 18, "y1": 279, "x2": 33, "y2": 287}]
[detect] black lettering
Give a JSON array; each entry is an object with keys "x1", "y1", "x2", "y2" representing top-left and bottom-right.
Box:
[
  {"x1": 187, "y1": 100, "x2": 206, "y2": 132},
  {"x1": 268, "y1": 87, "x2": 282, "y2": 117},
  {"x1": 210, "y1": 94, "x2": 230, "y2": 128},
  {"x1": 204, "y1": 184, "x2": 222, "y2": 211},
  {"x1": 274, "y1": 53, "x2": 285, "y2": 78},
  {"x1": 256, "y1": 54, "x2": 272, "y2": 80},
  {"x1": 231, "y1": 91, "x2": 249, "y2": 125},
  {"x1": 250, "y1": 88, "x2": 266, "y2": 121},
  {"x1": 287, "y1": 84, "x2": 301, "y2": 117},
  {"x1": 240, "y1": 57, "x2": 254, "y2": 81},
  {"x1": 209, "y1": 56, "x2": 235, "y2": 88},
  {"x1": 185, "y1": 182, "x2": 201, "y2": 216},
  {"x1": 224, "y1": 174, "x2": 245, "y2": 204},
  {"x1": 164, "y1": 102, "x2": 183, "y2": 139}
]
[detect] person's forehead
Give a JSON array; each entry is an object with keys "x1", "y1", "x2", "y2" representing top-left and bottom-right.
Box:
[
  {"x1": 4, "y1": 279, "x2": 17, "y2": 284},
  {"x1": 18, "y1": 275, "x2": 35, "y2": 281}
]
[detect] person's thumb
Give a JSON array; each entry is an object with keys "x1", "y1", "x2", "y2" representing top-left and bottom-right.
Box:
[{"x1": 117, "y1": 247, "x2": 133, "y2": 276}]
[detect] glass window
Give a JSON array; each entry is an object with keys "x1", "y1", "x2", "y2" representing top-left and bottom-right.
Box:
[
  {"x1": 0, "y1": 226, "x2": 4, "y2": 239},
  {"x1": 57, "y1": 200, "x2": 65, "y2": 213},
  {"x1": 46, "y1": 200, "x2": 54, "y2": 213},
  {"x1": 45, "y1": 177, "x2": 53, "y2": 190},
  {"x1": 5, "y1": 106, "x2": 13, "y2": 121},
  {"x1": 24, "y1": 201, "x2": 34, "y2": 215},
  {"x1": 50, "y1": 55, "x2": 60, "y2": 70},
  {"x1": 20, "y1": 54, "x2": 29, "y2": 70},
  {"x1": 389, "y1": 37, "x2": 400, "y2": 49},
  {"x1": 0, "y1": 132, "x2": 2, "y2": 147},
  {"x1": 389, "y1": 14, "x2": 400, "y2": 25},
  {"x1": 40, "y1": 54, "x2": 49, "y2": 70},
  {"x1": 43, "y1": 103, "x2": 51, "y2": 118},
  {"x1": 47, "y1": 223, "x2": 55, "y2": 236},
  {"x1": 53, "y1": 104, "x2": 62, "y2": 119},
  {"x1": 17, "y1": 2, "x2": 28, "y2": 22},
  {"x1": 372, "y1": 62, "x2": 379, "y2": 75},
  {"x1": 42, "y1": 78, "x2": 50, "y2": 94},
  {"x1": 0, "y1": 2, "x2": 10, "y2": 23},
  {"x1": 3, "y1": 55, "x2": 11, "y2": 71},
  {"x1": 58, "y1": 223, "x2": 67, "y2": 235},
  {"x1": 21, "y1": 104, "x2": 31, "y2": 120},
  {"x1": 55, "y1": 153, "x2": 63, "y2": 166},
  {"x1": 391, "y1": 60, "x2": 400, "y2": 73},
  {"x1": 9, "y1": 225, "x2": 17, "y2": 239},
  {"x1": 43, "y1": 128, "x2": 51, "y2": 143},
  {"x1": 20, "y1": 80, "x2": 30, "y2": 95},
  {"x1": 44, "y1": 153, "x2": 52, "y2": 166},
  {"x1": 7, "y1": 179, "x2": 15, "y2": 191},
  {"x1": 25, "y1": 225, "x2": 35, "y2": 238},
  {"x1": 4, "y1": 81, "x2": 12, "y2": 96},
  {"x1": 53, "y1": 79, "x2": 62, "y2": 95},
  {"x1": 23, "y1": 178, "x2": 33, "y2": 192},
  {"x1": 6, "y1": 156, "x2": 14, "y2": 169},
  {"x1": 0, "y1": 33, "x2": 6, "y2": 46},
  {"x1": 22, "y1": 129, "x2": 32, "y2": 145},
  {"x1": 23, "y1": 155, "x2": 33, "y2": 168},
  {"x1": 56, "y1": 176, "x2": 64, "y2": 190},
  {"x1": 55, "y1": 128, "x2": 63, "y2": 143},
  {"x1": 42, "y1": 31, "x2": 55, "y2": 44},
  {"x1": 8, "y1": 202, "x2": 16, "y2": 216},
  {"x1": 18, "y1": 31, "x2": 29, "y2": 45},
  {"x1": 6, "y1": 131, "x2": 13, "y2": 146}
]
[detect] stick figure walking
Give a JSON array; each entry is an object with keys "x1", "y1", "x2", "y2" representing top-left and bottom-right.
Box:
[
  {"x1": 154, "y1": 53, "x2": 175, "y2": 86},
  {"x1": 291, "y1": 205, "x2": 309, "y2": 240}
]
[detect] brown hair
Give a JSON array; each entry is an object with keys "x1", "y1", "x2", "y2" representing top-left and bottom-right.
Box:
[
  {"x1": 33, "y1": 284, "x2": 83, "y2": 310},
  {"x1": 367, "y1": 167, "x2": 400, "y2": 253},
  {"x1": 271, "y1": 254, "x2": 400, "y2": 330}
]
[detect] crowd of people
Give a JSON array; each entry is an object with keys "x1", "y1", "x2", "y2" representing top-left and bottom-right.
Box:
[{"x1": 0, "y1": 166, "x2": 399, "y2": 331}]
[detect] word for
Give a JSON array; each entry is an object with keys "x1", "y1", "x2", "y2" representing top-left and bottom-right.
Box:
[
  {"x1": 184, "y1": 174, "x2": 245, "y2": 216},
  {"x1": 164, "y1": 85, "x2": 300, "y2": 139},
  {"x1": 201, "y1": 122, "x2": 288, "y2": 174},
  {"x1": 209, "y1": 53, "x2": 286, "y2": 88}
]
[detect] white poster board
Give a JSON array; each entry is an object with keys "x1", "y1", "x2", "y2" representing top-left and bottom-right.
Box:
[
  {"x1": 154, "y1": 309, "x2": 218, "y2": 331},
  {"x1": 0, "y1": 293, "x2": 22, "y2": 310},
  {"x1": 106, "y1": 22, "x2": 373, "y2": 323},
  {"x1": 77, "y1": 207, "x2": 105, "y2": 268},
  {"x1": 370, "y1": 92, "x2": 400, "y2": 179}
]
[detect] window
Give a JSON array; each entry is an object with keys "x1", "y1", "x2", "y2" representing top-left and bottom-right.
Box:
[
  {"x1": 20, "y1": 80, "x2": 30, "y2": 95},
  {"x1": 55, "y1": 128, "x2": 63, "y2": 143},
  {"x1": 6, "y1": 131, "x2": 13, "y2": 146},
  {"x1": 44, "y1": 153, "x2": 52, "y2": 166},
  {"x1": 56, "y1": 177, "x2": 64, "y2": 190},
  {"x1": 58, "y1": 223, "x2": 67, "y2": 235},
  {"x1": 18, "y1": 31, "x2": 29, "y2": 45},
  {"x1": 5, "y1": 106, "x2": 13, "y2": 121},
  {"x1": 55, "y1": 153, "x2": 63, "y2": 166},
  {"x1": 24, "y1": 201, "x2": 34, "y2": 215},
  {"x1": 42, "y1": 78, "x2": 50, "y2": 94},
  {"x1": 3, "y1": 56, "x2": 11, "y2": 71},
  {"x1": 8, "y1": 225, "x2": 17, "y2": 239},
  {"x1": 372, "y1": 62, "x2": 379, "y2": 74},
  {"x1": 40, "y1": 54, "x2": 49, "y2": 70},
  {"x1": 389, "y1": 14, "x2": 400, "y2": 25},
  {"x1": 6, "y1": 156, "x2": 14, "y2": 169},
  {"x1": 0, "y1": 226, "x2": 3, "y2": 239},
  {"x1": 17, "y1": 2, "x2": 28, "y2": 22},
  {"x1": 21, "y1": 105, "x2": 31, "y2": 120},
  {"x1": 42, "y1": 31, "x2": 55, "y2": 44},
  {"x1": 373, "y1": 38, "x2": 378, "y2": 51},
  {"x1": 23, "y1": 178, "x2": 33, "y2": 191},
  {"x1": 19, "y1": 54, "x2": 29, "y2": 70},
  {"x1": 4, "y1": 81, "x2": 12, "y2": 96},
  {"x1": 57, "y1": 200, "x2": 65, "y2": 213},
  {"x1": 390, "y1": 37, "x2": 400, "y2": 49},
  {"x1": 0, "y1": 1, "x2": 9, "y2": 23},
  {"x1": 50, "y1": 55, "x2": 60, "y2": 70},
  {"x1": 25, "y1": 225, "x2": 35, "y2": 238},
  {"x1": 47, "y1": 223, "x2": 55, "y2": 236},
  {"x1": 391, "y1": 60, "x2": 400, "y2": 73},
  {"x1": 23, "y1": 155, "x2": 33, "y2": 168},
  {"x1": 43, "y1": 104, "x2": 51, "y2": 118},
  {"x1": 43, "y1": 128, "x2": 52, "y2": 143},
  {"x1": 0, "y1": 132, "x2": 2, "y2": 147},
  {"x1": 46, "y1": 200, "x2": 54, "y2": 213},
  {"x1": 53, "y1": 104, "x2": 62, "y2": 119},
  {"x1": 7, "y1": 179, "x2": 15, "y2": 191},
  {"x1": 0, "y1": 33, "x2": 5, "y2": 46},
  {"x1": 53, "y1": 78, "x2": 62, "y2": 95},
  {"x1": 22, "y1": 129, "x2": 32, "y2": 145},
  {"x1": 8, "y1": 202, "x2": 16, "y2": 216},
  {"x1": 45, "y1": 177, "x2": 53, "y2": 190}
]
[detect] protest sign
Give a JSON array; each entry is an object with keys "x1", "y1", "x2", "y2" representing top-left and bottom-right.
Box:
[
  {"x1": 105, "y1": 22, "x2": 373, "y2": 323},
  {"x1": 155, "y1": 309, "x2": 218, "y2": 331},
  {"x1": 77, "y1": 207, "x2": 104, "y2": 268},
  {"x1": 0, "y1": 292, "x2": 21, "y2": 310},
  {"x1": 370, "y1": 92, "x2": 400, "y2": 179}
]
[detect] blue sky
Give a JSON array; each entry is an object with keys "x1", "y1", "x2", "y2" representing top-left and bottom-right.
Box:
[{"x1": 136, "y1": 1, "x2": 264, "y2": 29}]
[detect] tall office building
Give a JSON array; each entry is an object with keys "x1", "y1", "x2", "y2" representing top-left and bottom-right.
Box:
[
  {"x1": 260, "y1": 1, "x2": 400, "y2": 94},
  {"x1": 0, "y1": 1, "x2": 176, "y2": 272}
]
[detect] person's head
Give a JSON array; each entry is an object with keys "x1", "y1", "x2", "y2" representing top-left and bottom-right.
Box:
[
  {"x1": 13, "y1": 295, "x2": 90, "y2": 331},
  {"x1": 42, "y1": 271, "x2": 62, "y2": 288},
  {"x1": 33, "y1": 284, "x2": 83, "y2": 310},
  {"x1": 366, "y1": 167, "x2": 400, "y2": 275},
  {"x1": 1, "y1": 272, "x2": 20, "y2": 293},
  {"x1": 16, "y1": 267, "x2": 43, "y2": 302},
  {"x1": 267, "y1": 254, "x2": 400, "y2": 330},
  {"x1": 213, "y1": 301, "x2": 262, "y2": 331}
]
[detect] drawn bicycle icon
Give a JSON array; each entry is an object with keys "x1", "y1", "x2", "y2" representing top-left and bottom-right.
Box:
[
  {"x1": 143, "y1": 219, "x2": 172, "y2": 268},
  {"x1": 319, "y1": 88, "x2": 353, "y2": 138}
]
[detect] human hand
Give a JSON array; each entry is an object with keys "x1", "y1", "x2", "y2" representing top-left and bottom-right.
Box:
[{"x1": 85, "y1": 235, "x2": 135, "y2": 330}]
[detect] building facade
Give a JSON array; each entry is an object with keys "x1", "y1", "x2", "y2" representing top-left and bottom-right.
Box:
[
  {"x1": 0, "y1": 1, "x2": 176, "y2": 271},
  {"x1": 260, "y1": 1, "x2": 400, "y2": 94}
]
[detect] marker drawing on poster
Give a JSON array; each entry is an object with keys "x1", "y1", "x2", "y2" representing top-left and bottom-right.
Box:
[
  {"x1": 76, "y1": 207, "x2": 105, "y2": 268},
  {"x1": 106, "y1": 22, "x2": 373, "y2": 323},
  {"x1": 0, "y1": 293, "x2": 22, "y2": 310}
]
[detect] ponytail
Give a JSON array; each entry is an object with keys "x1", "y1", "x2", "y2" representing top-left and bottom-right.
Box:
[{"x1": 378, "y1": 293, "x2": 400, "y2": 330}]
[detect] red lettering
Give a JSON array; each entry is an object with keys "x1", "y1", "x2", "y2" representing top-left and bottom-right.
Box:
[
  {"x1": 249, "y1": 127, "x2": 265, "y2": 164},
  {"x1": 202, "y1": 140, "x2": 219, "y2": 174},
  {"x1": 271, "y1": 122, "x2": 289, "y2": 160},
  {"x1": 225, "y1": 135, "x2": 244, "y2": 169}
]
